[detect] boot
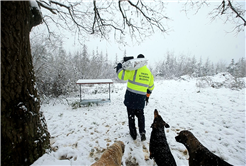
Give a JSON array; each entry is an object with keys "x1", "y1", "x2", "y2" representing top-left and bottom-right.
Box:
[
  {"x1": 141, "y1": 133, "x2": 146, "y2": 141},
  {"x1": 130, "y1": 131, "x2": 137, "y2": 140}
]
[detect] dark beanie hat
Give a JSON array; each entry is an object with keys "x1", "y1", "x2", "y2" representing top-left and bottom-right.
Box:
[{"x1": 137, "y1": 54, "x2": 145, "y2": 58}]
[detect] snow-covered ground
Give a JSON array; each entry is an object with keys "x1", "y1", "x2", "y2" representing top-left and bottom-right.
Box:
[{"x1": 32, "y1": 75, "x2": 245, "y2": 166}]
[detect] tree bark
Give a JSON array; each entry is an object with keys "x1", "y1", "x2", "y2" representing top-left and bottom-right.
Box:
[{"x1": 1, "y1": 1, "x2": 50, "y2": 165}]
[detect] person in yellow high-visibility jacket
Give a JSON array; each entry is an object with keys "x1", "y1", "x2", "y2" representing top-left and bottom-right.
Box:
[{"x1": 116, "y1": 54, "x2": 155, "y2": 141}]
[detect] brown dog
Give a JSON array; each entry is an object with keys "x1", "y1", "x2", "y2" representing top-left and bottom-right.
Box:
[
  {"x1": 175, "y1": 130, "x2": 233, "y2": 166},
  {"x1": 91, "y1": 141, "x2": 125, "y2": 166}
]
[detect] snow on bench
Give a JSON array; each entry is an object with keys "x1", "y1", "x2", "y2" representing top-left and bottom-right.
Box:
[{"x1": 76, "y1": 79, "x2": 113, "y2": 106}]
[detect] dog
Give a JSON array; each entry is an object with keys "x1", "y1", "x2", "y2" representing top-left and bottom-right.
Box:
[
  {"x1": 175, "y1": 130, "x2": 233, "y2": 166},
  {"x1": 149, "y1": 109, "x2": 177, "y2": 166},
  {"x1": 91, "y1": 141, "x2": 125, "y2": 166}
]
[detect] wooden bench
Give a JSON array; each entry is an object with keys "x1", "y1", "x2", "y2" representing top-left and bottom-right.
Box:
[{"x1": 76, "y1": 79, "x2": 113, "y2": 106}]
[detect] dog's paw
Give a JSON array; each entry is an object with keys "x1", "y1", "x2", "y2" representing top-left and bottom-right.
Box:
[{"x1": 149, "y1": 153, "x2": 154, "y2": 160}]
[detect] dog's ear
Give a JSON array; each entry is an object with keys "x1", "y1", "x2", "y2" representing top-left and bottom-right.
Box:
[
  {"x1": 116, "y1": 141, "x2": 125, "y2": 154},
  {"x1": 121, "y1": 142, "x2": 125, "y2": 154},
  {"x1": 164, "y1": 122, "x2": 170, "y2": 128}
]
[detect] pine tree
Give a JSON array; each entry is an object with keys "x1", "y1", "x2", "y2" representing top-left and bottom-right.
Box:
[{"x1": 227, "y1": 59, "x2": 236, "y2": 76}]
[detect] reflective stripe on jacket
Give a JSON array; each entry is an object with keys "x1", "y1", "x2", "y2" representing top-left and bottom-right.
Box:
[{"x1": 117, "y1": 66, "x2": 154, "y2": 95}]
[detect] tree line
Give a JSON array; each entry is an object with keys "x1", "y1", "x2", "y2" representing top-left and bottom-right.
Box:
[
  {"x1": 31, "y1": 35, "x2": 115, "y2": 98},
  {"x1": 154, "y1": 52, "x2": 246, "y2": 79},
  {"x1": 31, "y1": 36, "x2": 246, "y2": 98}
]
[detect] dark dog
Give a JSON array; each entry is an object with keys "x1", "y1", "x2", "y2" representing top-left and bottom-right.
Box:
[
  {"x1": 175, "y1": 130, "x2": 233, "y2": 166},
  {"x1": 149, "y1": 109, "x2": 177, "y2": 166}
]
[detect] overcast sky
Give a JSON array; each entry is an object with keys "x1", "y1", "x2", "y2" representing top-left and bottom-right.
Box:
[{"x1": 54, "y1": 1, "x2": 245, "y2": 66}]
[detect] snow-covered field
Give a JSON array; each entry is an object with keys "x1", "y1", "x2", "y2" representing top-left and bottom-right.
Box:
[{"x1": 32, "y1": 74, "x2": 245, "y2": 166}]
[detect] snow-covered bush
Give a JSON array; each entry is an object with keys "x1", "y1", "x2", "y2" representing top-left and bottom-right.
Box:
[
  {"x1": 180, "y1": 75, "x2": 194, "y2": 81},
  {"x1": 228, "y1": 77, "x2": 245, "y2": 90},
  {"x1": 196, "y1": 76, "x2": 212, "y2": 88},
  {"x1": 196, "y1": 72, "x2": 245, "y2": 90}
]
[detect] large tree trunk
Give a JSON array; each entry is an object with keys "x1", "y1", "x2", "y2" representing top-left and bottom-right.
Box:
[{"x1": 1, "y1": 1, "x2": 50, "y2": 165}]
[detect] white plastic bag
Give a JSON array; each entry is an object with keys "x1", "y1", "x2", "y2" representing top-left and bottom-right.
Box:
[{"x1": 122, "y1": 58, "x2": 148, "y2": 71}]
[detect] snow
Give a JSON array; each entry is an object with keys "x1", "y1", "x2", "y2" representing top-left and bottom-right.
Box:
[
  {"x1": 32, "y1": 76, "x2": 245, "y2": 166},
  {"x1": 29, "y1": 0, "x2": 40, "y2": 10},
  {"x1": 18, "y1": 102, "x2": 28, "y2": 111}
]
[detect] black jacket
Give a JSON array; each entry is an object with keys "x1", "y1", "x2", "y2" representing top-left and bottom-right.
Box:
[{"x1": 124, "y1": 89, "x2": 146, "y2": 109}]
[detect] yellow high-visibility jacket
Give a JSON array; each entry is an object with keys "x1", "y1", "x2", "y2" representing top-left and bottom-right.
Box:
[{"x1": 117, "y1": 65, "x2": 154, "y2": 95}]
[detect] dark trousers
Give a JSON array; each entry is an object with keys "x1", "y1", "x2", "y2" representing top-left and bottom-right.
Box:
[{"x1": 127, "y1": 107, "x2": 146, "y2": 139}]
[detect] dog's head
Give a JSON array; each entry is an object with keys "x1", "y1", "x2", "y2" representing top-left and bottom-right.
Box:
[
  {"x1": 175, "y1": 130, "x2": 195, "y2": 146},
  {"x1": 151, "y1": 109, "x2": 170, "y2": 129},
  {"x1": 116, "y1": 141, "x2": 125, "y2": 154}
]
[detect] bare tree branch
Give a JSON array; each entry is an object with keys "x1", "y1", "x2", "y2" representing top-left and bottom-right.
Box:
[
  {"x1": 36, "y1": 0, "x2": 245, "y2": 44},
  {"x1": 183, "y1": 0, "x2": 245, "y2": 33},
  {"x1": 37, "y1": 1, "x2": 57, "y2": 14},
  {"x1": 36, "y1": 0, "x2": 169, "y2": 43},
  {"x1": 227, "y1": 0, "x2": 246, "y2": 26}
]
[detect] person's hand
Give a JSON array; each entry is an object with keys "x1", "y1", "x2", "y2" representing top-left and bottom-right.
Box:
[
  {"x1": 146, "y1": 93, "x2": 150, "y2": 106},
  {"x1": 146, "y1": 96, "x2": 149, "y2": 106},
  {"x1": 116, "y1": 63, "x2": 122, "y2": 73}
]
